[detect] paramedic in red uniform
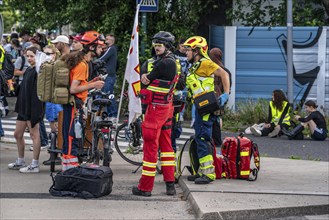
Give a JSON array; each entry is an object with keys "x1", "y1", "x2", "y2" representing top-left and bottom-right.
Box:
[
  {"x1": 61, "y1": 31, "x2": 105, "y2": 171},
  {"x1": 132, "y1": 31, "x2": 178, "y2": 197}
]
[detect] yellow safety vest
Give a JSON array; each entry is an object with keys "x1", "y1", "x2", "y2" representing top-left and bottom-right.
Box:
[
  {"x1": 270, "y1": 101, "x2": 291, "y2": 125},
  {"x1": 186, "y1": 58, "x2": 215, "y2": 99},
  {"x1": 0, "y1": 46, "x2": 5, "y2": 70}
]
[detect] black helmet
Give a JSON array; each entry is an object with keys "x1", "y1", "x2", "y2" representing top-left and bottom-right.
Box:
[{"x1": 152, "y1": 31, "x2": 175, "y2": 48}]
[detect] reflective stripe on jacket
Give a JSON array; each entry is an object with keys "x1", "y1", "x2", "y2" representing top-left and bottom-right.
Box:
[
  {"x1": 145, "y1": 57, "x2": 180, "y2": 104},
  {"x1": 0, "y1": 46, "x2": 5, "y2": 70}
]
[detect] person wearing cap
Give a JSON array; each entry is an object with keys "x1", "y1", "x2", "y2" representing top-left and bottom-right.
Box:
[
  {"x1": 51, "y1": 35, "x2": 70, "y2": 56},
  {"x1": 70, "y1": 33, "x2": 83, "y2": 52},
  {"x1": 60, "y1": 31, "x2": 105, "y2": 171},
  {"x1": 183, "y1": 36, "x2": 230, "y2": 184}
]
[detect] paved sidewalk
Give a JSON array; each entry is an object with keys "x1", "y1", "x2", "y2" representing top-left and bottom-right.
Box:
[
  {"x1": 179, "y1": 156, "x2": 329, "y2": 219},
  {"x1": 1, "y1": 142, "x2": 328, "y2": 219}
]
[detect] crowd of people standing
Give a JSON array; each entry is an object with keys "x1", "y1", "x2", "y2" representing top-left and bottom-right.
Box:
[{"x1": 0, "y1": 28, "x2": 327, "y2": 197}]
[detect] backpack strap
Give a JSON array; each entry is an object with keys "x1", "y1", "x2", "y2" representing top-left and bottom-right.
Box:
[
  {"x1": 176, "y1": 135, "x2": 194, "y2": 181},
  {"x1": 19, "y1": 55, "x2": 25, "y2": 71},
  {"x1": 248, "y1": 142, "x2": 260, "y2": 181}
]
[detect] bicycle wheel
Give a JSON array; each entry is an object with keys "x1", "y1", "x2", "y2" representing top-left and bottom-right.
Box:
[
  {"x1": 114, "y1": 122, "x2": 143, "y2": 166},
  {"x1": 93, "y1": 132, "x2": 110, "y2": 166}
]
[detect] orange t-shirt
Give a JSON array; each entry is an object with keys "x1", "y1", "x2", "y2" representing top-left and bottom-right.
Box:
[{"x1": 70, "y1": 60, "x2": 89, "y2": 102}]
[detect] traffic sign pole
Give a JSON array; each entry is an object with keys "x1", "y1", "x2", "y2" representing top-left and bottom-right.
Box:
[
  {"x1": 141, "y1": 12, "x2": 147, "y2": 56},
  {"x1": 137, "y1": 0, "x2": 158, "y2": 55}
]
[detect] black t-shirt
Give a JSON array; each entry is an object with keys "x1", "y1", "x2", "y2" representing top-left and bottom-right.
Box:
[
  {"x1": 146, "y1": 53, "x2": 176, "y2": 83},
  {"x1": 299, "y1": 111, "x2": 327, "y2": 130}
]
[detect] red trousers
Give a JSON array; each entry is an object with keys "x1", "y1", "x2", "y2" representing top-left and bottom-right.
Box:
[{"x1": 138, "y1": 103, "x2": 175, "y2": 192}]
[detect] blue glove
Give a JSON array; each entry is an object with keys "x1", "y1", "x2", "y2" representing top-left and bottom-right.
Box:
[{"x1": 219, "y1": 93, "x2": 229, "y2": 106}]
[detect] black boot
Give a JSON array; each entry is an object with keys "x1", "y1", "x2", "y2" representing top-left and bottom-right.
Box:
[
  {"x1": 166, "y1": 182, "x2": 176, "y2": 195},
  {"x1": 282, "y1": 125, "x2": 304, "y2": 138},
  {"x1": 187, "y1": 174, "x2": 200, "y2": 181},
  {"x1": 132, "y1": 186, "x2": 151, "y2": 197},
  {"x1": 194, "y1": 175, "x2": 214, "y2": 184}
]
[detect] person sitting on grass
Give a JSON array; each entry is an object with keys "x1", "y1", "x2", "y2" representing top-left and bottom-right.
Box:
[
  {"x1": 282, "y1": 100, "x2": 328, "y2": 141},
  {"x1": 250, "y1": 90, "x2": 291, "y2": 138}
]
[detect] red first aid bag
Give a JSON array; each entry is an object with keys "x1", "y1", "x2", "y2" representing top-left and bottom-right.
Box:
[{"x1": 221, "y1": 134, "x2": 260, "y2": 181}]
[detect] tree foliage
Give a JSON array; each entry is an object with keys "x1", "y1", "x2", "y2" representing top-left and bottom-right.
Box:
[
  {"x1": 1, "y1": 0, "x2": 229, "y2": 93},
  {"x1": 227, "y1": 0, "x2": 328, "y2": 26}
]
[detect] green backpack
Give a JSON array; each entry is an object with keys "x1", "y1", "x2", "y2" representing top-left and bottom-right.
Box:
[{"x1": 37, "y1": 59, "x2": 73, "y2": 104}]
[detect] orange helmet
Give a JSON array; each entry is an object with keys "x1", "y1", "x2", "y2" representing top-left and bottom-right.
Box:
[
  {"x1": 80, "y1": 31, "x2": 105, "y2": 46},
  {"x1": 183, "y1": 36, "x2": 209, "y2": 59}
]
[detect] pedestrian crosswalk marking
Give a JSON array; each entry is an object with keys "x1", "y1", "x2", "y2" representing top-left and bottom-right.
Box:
[
  {"x1": 1, "y1": 116, "x2": 194, "y2": 148},
  {"x1": 140, "y1": 0, "x2": 156, "y2": 6}
]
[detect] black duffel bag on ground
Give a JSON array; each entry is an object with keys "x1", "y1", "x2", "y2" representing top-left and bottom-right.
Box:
[{"x1": 49, "y1": 164, "x2": 113, "y2": 199}]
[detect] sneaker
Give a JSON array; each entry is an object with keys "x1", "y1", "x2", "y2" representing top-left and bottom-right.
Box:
[
  {"x1": 132, "y1": 186, "x2": 151, "y2": 197},
  {"x1": 194, "y1": 175, "x2": 214, "y2": 184},
  {"x1": 29, "y1": 145, "x2": 48, "y2": 151},
  {"x1": 268, "y1": 126, "x2": 280, "y2": 138},
  {"x1": 43, "y1": 157, "x2": 62, "y2": 166},
  {"x1": 250, "y1": 127, "x2": 262, "y2": 136},
  {"x1": 166, "y1": 182, "x2": 176, "y2": 195},
  {"x1": 187, "y1": 174, "x2": 200, "y2": 181},
  {"x1": 8, "y1": 160, "x2": 26, "y2": 170},
  {"x1": 19, "y1": 164, "x2": 40, "y2": 173}
]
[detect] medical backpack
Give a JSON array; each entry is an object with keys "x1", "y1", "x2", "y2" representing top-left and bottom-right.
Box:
[
  {"x1": 176, "y1": 135, "x2": 223, "y2": 180},
  {"x1": 37, "y1": 59, "x2": 73, "y2": 104},
  {"x1": 221, "y1": 134, "x2": 260, "y2": 181},
  {"x1": 176, "y1": 134, "x2": 260, "y2": 181}
]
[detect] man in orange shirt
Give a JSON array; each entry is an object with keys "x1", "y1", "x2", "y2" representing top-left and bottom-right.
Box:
[{"x1": 61, "y1": 31, "x2": 105, "y2": 171}]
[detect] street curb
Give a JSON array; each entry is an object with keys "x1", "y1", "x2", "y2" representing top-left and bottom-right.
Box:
[{"x1": 178, "y1": 177, "x2": 329, "y2": 220}]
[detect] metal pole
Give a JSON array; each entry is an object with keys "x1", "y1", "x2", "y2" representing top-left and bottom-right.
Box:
[
  {"x1": 116, "y1": 76, "x2": 126, "y2": 129},
  {"x1": 141, "y1": 12, "x2": 147, "y2": 55},
  {"x1": 287, "y1": 0, "x2": 294, "y2": 104}
]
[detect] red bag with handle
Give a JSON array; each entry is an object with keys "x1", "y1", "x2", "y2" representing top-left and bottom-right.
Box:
[{"x1": 221, "y1": 133, "x2": 260, "y2": 181}]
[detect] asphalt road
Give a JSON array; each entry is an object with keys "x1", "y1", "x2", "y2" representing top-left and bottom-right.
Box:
[{"x1": 234, "y1": 132, "x2": 329, "y2": 161}]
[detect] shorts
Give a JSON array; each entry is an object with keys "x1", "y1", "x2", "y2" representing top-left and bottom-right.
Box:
[
  {"x1": 17, "y1": 114, "x2": 27, "y2": 121},
  {"x1": 311, "y1": 127, "x2": 327, "y2": 141}
]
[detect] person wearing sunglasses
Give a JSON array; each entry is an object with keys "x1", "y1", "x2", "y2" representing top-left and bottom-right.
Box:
[
  {"x1": 41, "y1": 44, "x2": 63, "y2": 166},
  {"x1": 132, "y1": 31, "x2": 179, "y2": 197}
]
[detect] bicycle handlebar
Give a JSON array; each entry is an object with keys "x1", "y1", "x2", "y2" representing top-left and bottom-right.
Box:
[{"x1": 89, "y1": 89, "x2": 115, "y2": 100}]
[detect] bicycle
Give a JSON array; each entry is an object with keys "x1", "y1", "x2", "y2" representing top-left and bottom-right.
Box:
[
  {"x1": 48, "y1": 131, "x2": 61, "y2": 172},
  {"x1": 114, "y1": 113, "x2": 163, "y2": 174},
  {"x1": 48, "y1": 89, "x2": 115, "y2": 171},
  {"x1": 114, "y1": 115, "x2": 144, "y2": 166},
  {"x1": 84, "y1": 89, "x2": 115, "y2": 167}
]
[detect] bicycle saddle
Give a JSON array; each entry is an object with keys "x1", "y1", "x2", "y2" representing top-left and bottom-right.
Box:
[{"x1": 92, "y1": 99, "x2": 112, "y2": 107}]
